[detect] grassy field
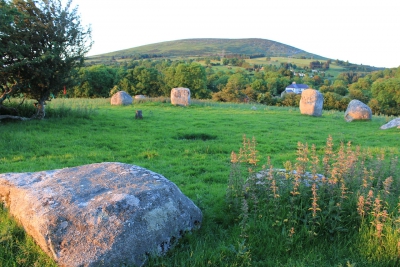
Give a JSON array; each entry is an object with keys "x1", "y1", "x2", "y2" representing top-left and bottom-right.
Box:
[
  {"x1": 0, "y1": 98, "x2": 399, "y2": 266},
  {"x1": 248, "y1": 57, "x2": 349, "y2": 77}
]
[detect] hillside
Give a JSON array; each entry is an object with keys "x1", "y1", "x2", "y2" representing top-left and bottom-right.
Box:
[{"x1": 87, "y1": 38, "x2": 328, "y2": 61}]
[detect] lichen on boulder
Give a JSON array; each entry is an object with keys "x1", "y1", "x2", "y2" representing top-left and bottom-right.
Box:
[{"x1": 0, "y1": 162, "x2": 202, "y2": 267}]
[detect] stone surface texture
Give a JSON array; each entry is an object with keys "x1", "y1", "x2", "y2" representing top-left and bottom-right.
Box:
[
  {"x1": 380, "y1": 118, "x2": 400, "y2": 129},
  {"x1": 171, "y1": 87, "x2": 190, "y2": 106},
  {"x1": 110, "y1": 91, "x2": 133, "y2": 105},
  {"x1": 299, "y1": 89, "x2": 324, "y2": 117},
  {"x1": 344, "y1": 99, "x2": 372, "y2": 122},
  {"x1": 0, "y1": 162, "x2": 202, "y2": 267}
]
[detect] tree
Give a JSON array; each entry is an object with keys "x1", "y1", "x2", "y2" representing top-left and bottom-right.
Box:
[
  {"x1": 73, "y1": 65, "x2": 117, "y2": 98},
  {"x1": 313, "y1": 75, "x2": 323, "y2": 88},
  {"x1": 348, "y1": 77, "x2": 371, "y2": 102},
  {"x1": 323, "y1": 92, "x2": 342, "y2": 111},
  {"x1": 265, "y1": 77, "x2": 279, "y2": 95},
  {"x1": 251, "y1": 79, "x2": 267, "y2": 93},
  {"x1": 212, "y1": 73, "x2": 247, "y2": 102},
  {"x1": 163, "y1": 62, "x2": 209, "y2": 99},
  {"x1": 278, "y1": 93, "x2": 301, "y2": 107},
  {"x1": 257, "y1": 92, "x2": 275, "y2": 105},
  {"x1": 322, "y1": 61, "x2": 330, "y2": 70},
  {"x1": 0, "y1": 0, "x2": 92, "y2": 119},
  {"x1": 332, "y1": 80, "x2": 349, "y2": 96},
  {"x1": 371, "y1": 78, "x2": 400, "y2": 115},
  {"x1": 368, "y1": 98, "x2": 381, "y2": 115},
  {"x1": 309, "y1": 61, "x2": 322, "y2": 69}
]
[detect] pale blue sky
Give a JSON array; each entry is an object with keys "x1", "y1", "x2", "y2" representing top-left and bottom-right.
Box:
[{"x1": 71, "y1": 0, "x2": 400, "y2": 68}]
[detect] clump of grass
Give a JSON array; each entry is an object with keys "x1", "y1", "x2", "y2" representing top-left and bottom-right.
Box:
[
  {"x1": 1, "y1": 98, "x2": 99, "y2": 120},
  {"x1": 133, "y1": 96, "x2": 170, "y2": 104},
  {"x1": 0, "y1": 204, "x2": 57, "y2": 267},
  {"x1": 227, "y1": 135, "x2": 400, "y2": 265},
  {"x1": 45, "y1": 98, "x2": 98, "y2": 119}
]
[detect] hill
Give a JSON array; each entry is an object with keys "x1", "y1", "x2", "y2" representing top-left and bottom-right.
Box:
[{"x1": 87, "y1": 38, "x2": 328, "y2": 61}]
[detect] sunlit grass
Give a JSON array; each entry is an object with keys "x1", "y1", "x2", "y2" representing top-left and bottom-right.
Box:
[{"x1": 0, "y1": 98, "x2": 399, "y2": 266}]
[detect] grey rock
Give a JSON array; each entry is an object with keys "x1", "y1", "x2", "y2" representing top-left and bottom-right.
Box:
[
  {"x1": 110, "y1": 91, "x2": 132, "y2": 105},
  {"x1": 171, "y1": 88, "x2": 190, "y2": 106},
  {"x1": 344, "y1": 99, "x2": 372, "y2": 122},
  {"x1": 299, "y1": 89, "x2": 324, "y2": 117},
  {"x1": 0, "y1": 162, "x2": 202, "y2": 267},
  {"x1": 380, "y1": 118, "x2": 400, "y2": 129}
]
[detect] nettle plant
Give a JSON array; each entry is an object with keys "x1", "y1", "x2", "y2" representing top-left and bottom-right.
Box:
[{"x1": 227, "y1": 135, "x2": 400, "y2": 259}]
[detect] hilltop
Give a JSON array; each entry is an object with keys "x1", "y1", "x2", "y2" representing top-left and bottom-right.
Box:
[{"x1": 87, "y1": 38, "x2": 328, "y2": 61}]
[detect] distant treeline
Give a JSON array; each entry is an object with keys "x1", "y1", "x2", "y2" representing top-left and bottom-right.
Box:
[
  {"x1": 223, "y1": 53, "x2": 266, "y2": 59},
  {"x1": 118, "y1": 54, "x2": 164, "y2": 60},
  {"x1": 68, "y1": 58, "x2": 399, "y2": 115}
]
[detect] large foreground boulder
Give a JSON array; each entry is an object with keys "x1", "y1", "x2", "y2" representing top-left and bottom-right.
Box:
[
  {"x1": 299, "y1": 89, "x2": 324, "y2": 117},
  {"x1": 380, "y1": 118, "x2": 400, "y2": 129},
  {"x1": 344, "y1": 100, "x2": 372, "y2": 122},
  {"x1": 171, "y1": 87, "x2": 190, "y2": 106},
  {"x1": 111, "y1": 91, "x2": 133, "y2": 105},
  {"x1": 0, "y1": 163, "x2": 202, "y2": 267}
]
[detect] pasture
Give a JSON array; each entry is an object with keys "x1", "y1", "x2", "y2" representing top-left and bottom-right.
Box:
[{"x1": 0, "y1": 98, "x2": 399, "y2": 266}]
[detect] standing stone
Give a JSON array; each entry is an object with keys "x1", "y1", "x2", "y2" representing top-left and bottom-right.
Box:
[
  {"x1": 0, "y1": 163, "x2": 202, "y2": 267},
  {"x1": 299, "y1": 89, "x2": 324, "y2": 117},
  {"x1": 380, "y1": 118, "x2": 400, "y2": 129},
  {"x1": 134, "y1": 95, "x2": 146, "y2": 100},
  {"x1": 171, "y1": 88, "x2": 190, "y2": 106},
  {"x1": 111, "y1": 91, "x2": 132, "y2": 105},
  {"x1": 344, "y1": 100, "x2": 372, "y2": 122}
]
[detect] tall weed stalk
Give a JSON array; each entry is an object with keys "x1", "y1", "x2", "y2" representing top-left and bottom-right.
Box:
[{"x1": 227, "y1": 135, "x2": 400, "y2": 264}]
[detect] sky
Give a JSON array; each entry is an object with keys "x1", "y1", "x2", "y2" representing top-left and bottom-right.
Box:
[{"x1": 70, "y1": 0, "x2": 400, "y2": 68}]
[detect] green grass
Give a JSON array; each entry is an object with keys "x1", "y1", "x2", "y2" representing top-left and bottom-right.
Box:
[
  {"x1": 0, "y1": 203, "x2": 57, "y2": 267},
  {"x1": 0, "y1": 98, "x2": 399, "y2": 266}
]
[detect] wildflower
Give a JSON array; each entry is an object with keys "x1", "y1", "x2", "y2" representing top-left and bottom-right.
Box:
[
  {"x1": 309, "y1": 183, "x2": 321, "y2": 218},
  {"x1": 288, "y1": 227, "x2": 295, "y2": 237},
  {"x1": 357, "y1": 195, "x2": 365, "y2": 218},
  {"x1": 383, "y1": 176, "x2": 393, "y2": 195},
  {"x1": 231, "y1": 151, "x2": 238, "y2": 164}
]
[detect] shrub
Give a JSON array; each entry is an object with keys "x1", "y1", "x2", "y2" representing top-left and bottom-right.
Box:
[{"x1": 227, "y1": 135, "x2": 400, "y2": 264}]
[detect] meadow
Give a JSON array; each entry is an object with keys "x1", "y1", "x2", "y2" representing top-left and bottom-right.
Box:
[
  {"x1": 0, "y1": 98, "x2": 399, "y2": 266},
  {"x1": 247, "y1": 57, "x2": 349, "y2": 78}
]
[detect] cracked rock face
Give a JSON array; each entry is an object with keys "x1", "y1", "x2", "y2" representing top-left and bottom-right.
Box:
[{"x1": 0, "y1": 162, "x2": 202, "y2": 267}]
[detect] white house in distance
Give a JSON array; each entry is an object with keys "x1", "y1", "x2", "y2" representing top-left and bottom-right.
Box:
[{"x1": 281, "y1": 82, "x2": 309, "y2": 97}]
